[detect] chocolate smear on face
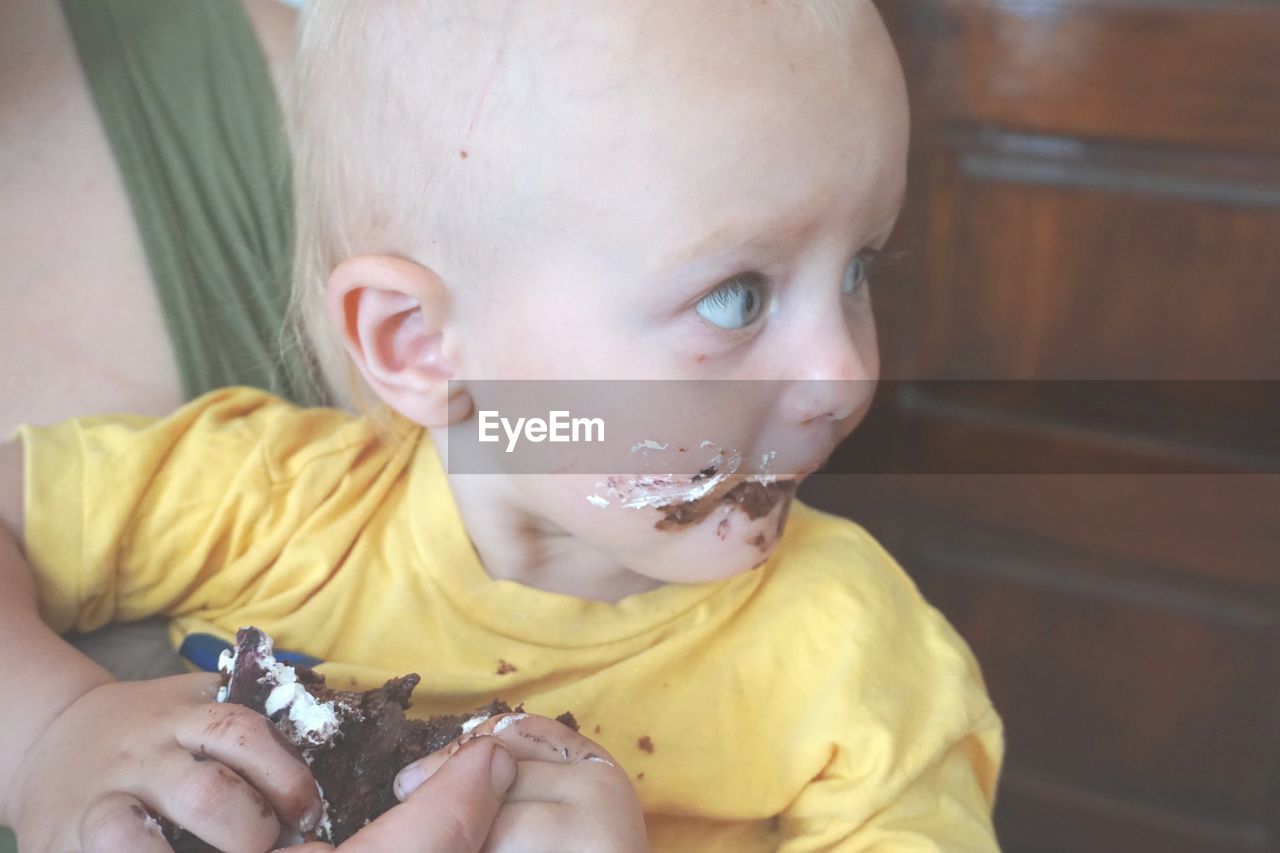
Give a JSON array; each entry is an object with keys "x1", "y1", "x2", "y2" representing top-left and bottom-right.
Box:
[{"x1": 655, "y1": 479, "x2": 797, "y2": 531}]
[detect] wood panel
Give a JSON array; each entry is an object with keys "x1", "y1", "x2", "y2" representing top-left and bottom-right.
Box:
[
  {"x1": 852, "y1": 1, "x2": 1280, "y2": 847},
  {"x1": 916, "y1": 133, "x2": 1280, "y2": 380},
  {"x1": 803, "y1": 474, "x2": 1280, "y2": 850},
  {"x1": 909, "y1": 529, "x2": 1280, "y2": 816},
  {"x1": 932, "y1": 0, "x2": 1280, "y2": 155},
  {"x1": 835, "y1": 381, "x2": 1280, "y2": 475},
  {"x1": 803, "y1": 473, "x2": 1280, "y2": 618},
  {"x1": 995, "y1": 771, "x2": 1273, "y2": 853}
]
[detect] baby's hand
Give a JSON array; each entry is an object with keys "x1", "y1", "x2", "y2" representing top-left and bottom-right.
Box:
[
  {"x1": 392, "y1": 713, "x2": 649, "y2": 853},
  {"x1": 9, "y1": 672, "x2": 321, "y2": 852},
  {"x1": 289, "y1": 735, "x2": 516, "y2": 853}
]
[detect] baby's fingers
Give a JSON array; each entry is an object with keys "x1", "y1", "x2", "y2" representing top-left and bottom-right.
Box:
[
  {"x1": 285, "y1": 737, "x2": 517, "y2": 853},
  {"x1": 493, "y1": 757, "x2": 634, "y2": 806},
  {"x1": 481, "y1": 802, "x2": 583, "y2": 853},
  {"x1": 487, "y1": 761, "x2": 648, "y2": 853},
  {"x1": 175, "y1": 702, "x2": 322, "y2": 833},
  {"x1": 396, "y1": 713, "x2": 616, "y2": 800},
  {"x1": 79, "y1": 792, "x2": 171, "y2": 853},
  {"x1": 136, "y1": 749, "x2": 282, "y2": 853}
]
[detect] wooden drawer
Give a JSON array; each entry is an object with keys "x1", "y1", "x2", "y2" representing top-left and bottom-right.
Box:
[{"x1": 933, "y1": 0, "x2": 1280, "y2": 155}]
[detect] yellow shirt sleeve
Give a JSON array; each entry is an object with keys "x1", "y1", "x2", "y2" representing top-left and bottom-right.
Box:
[
  {"x1": 778, "y1": 707, "x2": 1003, "y2": 851},
  {"x1": 771, "y1": 521, "x2": 1004, "y2": 852},
  {"x1": 18, "y1": 387, "x2": 391, "y2": 634}
]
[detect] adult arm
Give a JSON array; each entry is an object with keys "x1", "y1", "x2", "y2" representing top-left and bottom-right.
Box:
[{"x1": 0, "y1": 0, "x2": 300, "y2": 437}]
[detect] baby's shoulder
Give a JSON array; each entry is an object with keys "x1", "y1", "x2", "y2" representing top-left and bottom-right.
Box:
[
  {"x1": 764, "y1": 501, "x2": 925, "y2": 623},
  {"x1": 761, "y1": 502, "x2": 983, "y2": 691},
  {"x1": 161, "y1": 386, "x2": 405, "y2": 482}
]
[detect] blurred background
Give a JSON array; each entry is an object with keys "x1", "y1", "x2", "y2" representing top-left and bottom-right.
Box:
[
  {"x1": 2, "y1": 1, "x2": 1277, "y2": 852},
  {"x1": 800, "y1": 1, "x2": 1280, "y2": 851}
]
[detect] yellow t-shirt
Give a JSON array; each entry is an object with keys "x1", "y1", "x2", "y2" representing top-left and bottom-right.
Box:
[{"x1": 20, "y1": 387, "x2": 1003, "y2": 851}]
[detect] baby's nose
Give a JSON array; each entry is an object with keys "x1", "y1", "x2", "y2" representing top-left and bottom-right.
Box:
[
  {"x1": 779, "y1": 316, "x2": 878, "y2": 424},
  {"x1": 780, "y1": 376, "x2": 876, "y2": 426}
]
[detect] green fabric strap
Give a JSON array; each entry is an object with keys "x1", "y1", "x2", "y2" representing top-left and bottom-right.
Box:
[{"x1": 58, "y1": 0, "x2": 325, "y2": 406}]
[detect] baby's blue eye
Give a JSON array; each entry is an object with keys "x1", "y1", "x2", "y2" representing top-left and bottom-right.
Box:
[
  {"x1": 696, "y1": 275, "x2": 766, "y2": 330},
  {"x1": 842, "y1": 253, "x2": 870, "y2": 296}
]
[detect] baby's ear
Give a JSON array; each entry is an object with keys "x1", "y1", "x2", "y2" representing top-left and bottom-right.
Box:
[{"x1": 327, "y1": 255, "x2": 471, "y2": 427}]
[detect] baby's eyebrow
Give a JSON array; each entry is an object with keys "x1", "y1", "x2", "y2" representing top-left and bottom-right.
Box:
[
  {"x1": 657, "y1": 187, "x2": 908, "y2": 274},
  {"x1": 657, "y1": 213, "x2": 816, "y2": 273}
]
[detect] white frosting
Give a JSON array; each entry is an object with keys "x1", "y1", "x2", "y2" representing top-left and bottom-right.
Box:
[
  {"x1": 492, "y1": 712, "x2": 528, "y2": 734},
  {"x1": 262, "y1": 663, "x2": 299, "y2": 715},
  {"x1": 461, "y1": 711, "x2": 493, "y2": 734},
  {"x1": 261, "y1": 664, "x2": 340, "y2": 746},
  {"x1": 287, "y1": 695, "x2": 341, "y2": 747},
  {"x1": 590, "y1": 445, "x2": 743, "y2": 510},
  {"x1": 217, "y1": 648, "x2": 236, "y2": 676},
  {"x1": 212, "y1": 645, "x2": 342, "y2": 747},
  {"x1": 314, "y1": 780, "x2": 334, "y2": 842},
  {"x1": 264, "y1": 681, "x2": 303, "y2": 717}
]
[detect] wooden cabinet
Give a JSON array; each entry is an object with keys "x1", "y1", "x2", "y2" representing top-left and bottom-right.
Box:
[{"x1": 800, "y1": 2, "x2": 1280, "y2": 850}]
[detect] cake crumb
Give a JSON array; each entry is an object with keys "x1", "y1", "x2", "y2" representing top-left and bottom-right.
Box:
[
  {"x1": 594, "y1": 724, "x2": 602, "y2": 734},
  {"x1": 637, "y1": 771, "x2": 646, "y2": 780},
  {"x1": 637, "y1": 735, "x2": 654, "y2": 753},
  {"x1": 556, "y1": 711, "x2": 580, "y2": 731},
  {"x1": 496, "y1": 659, "x2": 518, "y2": 675}
]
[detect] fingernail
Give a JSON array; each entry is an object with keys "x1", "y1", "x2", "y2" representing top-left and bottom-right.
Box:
[
  {"x1": 298, "y1": 795, "x2": 323, "y2": 833},
  {"x1": 452, "y1": 735, "x2": 516, "y2": 796},
  {"x1": 488, "y1": 741, "x2": 517, "y2": 796},
  {"x1": 394, "y1": 761, "x2": 429, "y2": 800}
]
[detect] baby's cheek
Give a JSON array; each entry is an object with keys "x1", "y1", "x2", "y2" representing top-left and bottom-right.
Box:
[
  {"x1": 646, "y1": 498, "x2": 795, "y2": 583},
  {"x1": 601, "y1": 490, "x2": 797, "y2": 583},
  {"x1": 709, "y1": 501, "x2": 791, "y2": 567}
]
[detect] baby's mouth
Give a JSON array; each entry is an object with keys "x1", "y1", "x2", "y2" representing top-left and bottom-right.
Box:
[
  {"x1": 587, "y1": 446, "x2": 744, "y2": 510},
  {"x1": 652, "y1": 476, "x2": 798, "y2": 532}
]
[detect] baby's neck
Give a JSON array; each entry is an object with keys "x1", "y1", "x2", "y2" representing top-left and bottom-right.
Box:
[{"x1": 445, "y1": 473, "x2": 665, "y2": 603}]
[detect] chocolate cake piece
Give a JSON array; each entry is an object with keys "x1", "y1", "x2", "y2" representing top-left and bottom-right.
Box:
[{"x1": 166, "y1": 627, "x2": 523, "y2": 848}]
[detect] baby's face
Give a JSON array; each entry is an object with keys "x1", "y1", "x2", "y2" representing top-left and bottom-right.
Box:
[{"x1": 442, "y1": 1, "x2": 908, "y2": 593}]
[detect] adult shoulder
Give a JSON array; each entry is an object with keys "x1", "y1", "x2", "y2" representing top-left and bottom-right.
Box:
[{"x1": 241, "y1": 0, "x2": 299, "y2": 97}]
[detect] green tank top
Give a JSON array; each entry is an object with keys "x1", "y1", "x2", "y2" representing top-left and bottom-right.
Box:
[
  {"x1": 0, "y1": 8, "x2": 319, "y2": 845},
  {"x1": 57, "y1": 0, "x2": 327, "y2": 406}
]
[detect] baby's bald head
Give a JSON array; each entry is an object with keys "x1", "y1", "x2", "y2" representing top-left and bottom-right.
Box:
[{"x1": 289, "y1": 0, "x2": 906, "y2": 394}]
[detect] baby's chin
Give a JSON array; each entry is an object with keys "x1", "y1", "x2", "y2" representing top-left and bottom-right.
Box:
[{"x1": 617, "y1": 476, "x2": 800, "y2": 585}]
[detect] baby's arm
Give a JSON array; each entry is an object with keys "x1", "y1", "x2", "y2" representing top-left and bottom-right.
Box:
[
  {"x1": 0, "y1": 438, "x2": 321, "y2": 851},
  {"x1": 778, "y1": 705, "x2": 1004, "y2": 852}
]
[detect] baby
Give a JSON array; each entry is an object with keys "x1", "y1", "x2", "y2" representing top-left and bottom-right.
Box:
[{"x1": 0, "y1": 1, "x2": 1002, "y2": 850}]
